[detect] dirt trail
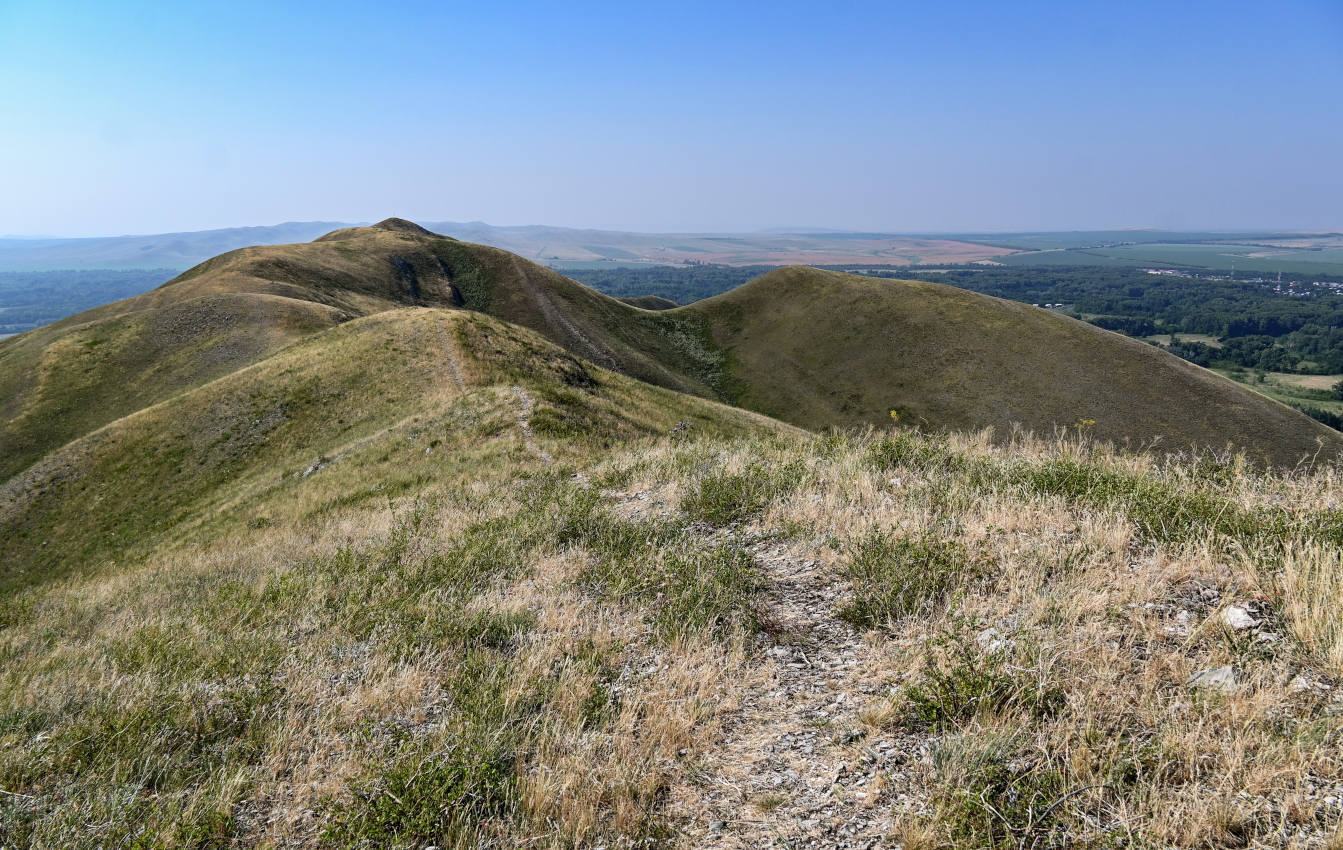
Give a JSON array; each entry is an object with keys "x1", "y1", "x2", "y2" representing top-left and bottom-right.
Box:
[
  {"x1": 509, "y1": 256, "x2": 620, "y2": 372},
  {"x1": 510, "y1": 385, "x2": 553, "y2": 466},
  {"x1": 672, "y1": 542, "x2": 930, "y2": 849},
  {"x1": 433, "y1": 314, "x2": 467, "y2": 393}
]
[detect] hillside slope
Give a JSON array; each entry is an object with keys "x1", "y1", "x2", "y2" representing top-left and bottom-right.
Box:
[
  {"x1": 680, "y1": 266, "x2": 1343, "y2": 466},
  {"x1": 2, "y1": 222, "x2": 1342, "y2": 848},
  {"x1": 3, "y1": 417, "x2": 1342, "y2": 847},
  {"x1": 0, "y1": 219, "x2": 626, "y2": 480},
  {"x1": 0, "y1": 307, "x2": 785, "y2": 593},
  {"x1": 3, "y1": 219, "x2": 1338, "y2": 487}
]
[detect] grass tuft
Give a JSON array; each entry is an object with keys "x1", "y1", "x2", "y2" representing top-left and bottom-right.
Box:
[
  {"x1": 837, "y1": 531, "x2": 981, "y2": 629},
  {"x1": 679, "y1": 460, "x2": 805, "y2": 526}
]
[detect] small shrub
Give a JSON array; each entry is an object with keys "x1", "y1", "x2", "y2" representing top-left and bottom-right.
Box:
[
  {"x1": 867, "y1": 432, "x2": 970, "y2": 475},
  {"x1": 903, "y1": 627, "x2": 1063, "y2": 731},
  {"x1": 580, "y1": 533, "x2": 761, "y2": 641},
  {"x1": 1015, "y1": 458, "x2": 1261, "y2": 545},
  {"x1": 838, "y1": 531, "x2": 979, "y2": 629},
  {"x1": 326, "y1": 735, "x2": 517, "y2": 847},
  {"x1": 649, "y1": 546, "x2": 762, "y2": 639},
  {"x1": 680, "y1": 460, "x2": 804, "y2": 526},
  {"x1": 931, "y1": 732, "x2": 1075, "y2": 850}
]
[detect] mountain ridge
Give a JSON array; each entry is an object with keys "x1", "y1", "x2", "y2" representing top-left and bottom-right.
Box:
[{"x1": 4, "y1": 218, "x2": 1339, "y2": 487}]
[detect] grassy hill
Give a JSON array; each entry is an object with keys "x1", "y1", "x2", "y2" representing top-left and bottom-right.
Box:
[
  {"x1": 1, "y1": 307, "x2": 784, "y2": 594},
  {"x1": 5, "y1": 219, "x2": 1339, "y2": 485},
  {"x1": 678, "y1": 267, "x2": 1343, "y2": 467},
  {"x1": 2, "y1": 221, "x2": 1342, "y2": 847}
]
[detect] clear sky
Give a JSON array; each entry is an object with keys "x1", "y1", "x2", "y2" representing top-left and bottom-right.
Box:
[{"x1": 1, "y1": 0, "x2": 1340, "y2": 236}]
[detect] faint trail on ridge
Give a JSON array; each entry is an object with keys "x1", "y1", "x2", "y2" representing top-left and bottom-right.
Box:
[
  {"x1": 668, "y1": 542, "x2": 929, "y2": 848},
  {"x1": 433, "y1": 313, "x2": 467, "y2": 393},
  {"x1": 510, "y1": 385, "x2": 553, "y2": 466},
  {"x1": 510, "y1": 256, "x2": 620, "y2": 372}
]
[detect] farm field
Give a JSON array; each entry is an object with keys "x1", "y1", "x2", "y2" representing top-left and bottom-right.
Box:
[
  {"x1": 1001, "y1": 240, "x2": 1343, "y2": 276},
  {"x1": 952, "y1": 230, "x2": 1296, "y2": 251},
  {"x1": 1273, "y1": 372, "x2": 1343, "y2": 390},
  {"x1": 1215, "y1": 368, "x2": 1343, "y2": 418},
  {"x1": 1145, "y1": 333, "x2": 1223, "y2": 348}
]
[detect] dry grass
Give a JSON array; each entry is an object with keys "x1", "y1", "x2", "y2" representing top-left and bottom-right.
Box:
[
  {"x1": 597, "y1": 428, "x2": 1343, "y2": 847},
  {"x1": 3, "y1": 417, "x2": 1342, "y2": 847},
  {"x1": 1276, "y1": 544, "x2": 1343, "y2": 676}
]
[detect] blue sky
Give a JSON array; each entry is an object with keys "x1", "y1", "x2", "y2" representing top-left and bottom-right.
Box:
[{"x1": 1, "y1": 0, "x2": 1340, "y2": 235}]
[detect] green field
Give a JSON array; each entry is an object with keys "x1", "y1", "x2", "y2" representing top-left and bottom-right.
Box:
[
  {"x1": 1000, "y1": 241, "x2": 1343, "y2": 276},
  {"x1": 1216, "y1": 367, "x2": 1343, "y2": 417},
  {"x1": 1145, "y1": 333, "x2": 1223, "y2": 348},
  {"x1": 956, "y1": 230, "x2": 1293, "y2": 251}
]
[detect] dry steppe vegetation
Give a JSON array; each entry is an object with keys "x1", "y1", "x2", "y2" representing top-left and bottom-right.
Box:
[
  {"x1": 3, "y1": 405, "x2": 1342, "y2": 847},
  {"x1": 3, "y1": 221, "x2": 1343, "y2": 848}
]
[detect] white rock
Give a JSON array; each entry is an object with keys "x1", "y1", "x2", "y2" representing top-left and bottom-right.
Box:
[
  {"x1": 1220, "y1": 605, "x2": 1258, "y2": 631},
  {"x1": 976, "y1": 627, "x2": 1012, "y2": 654},
  {"x1": 1187, "y1": 666, "x2": 1238, "y2": 691}
]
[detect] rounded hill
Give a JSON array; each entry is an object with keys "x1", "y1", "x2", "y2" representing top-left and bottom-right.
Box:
[
  {"x1": 677, "y1": 266, "x2": 1343, "y2": 466},
  {"x1": 3, "y1": 220, "x2": 1339, "y2": 485}
]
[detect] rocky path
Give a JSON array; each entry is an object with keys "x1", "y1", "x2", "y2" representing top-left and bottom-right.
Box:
[{"x1": 673, "y1": 541, "x2": 930, "y2": 849}]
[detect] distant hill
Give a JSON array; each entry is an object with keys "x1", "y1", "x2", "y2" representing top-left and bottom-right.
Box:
[
  {"x1": 0, "y1": 221, "x2": 349, "y2": 270},
  {"x1": 1, "y1": 305, "x2": 783, "y2": 592},
  {"x1": 3, "y1": 219, "x2": 1338, "y2": 488},
  {"x1": 0, "y1": 220, "x2": 1014, "y2": 272}
]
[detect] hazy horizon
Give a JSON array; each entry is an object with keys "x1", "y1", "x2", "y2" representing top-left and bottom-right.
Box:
[
  {"x1": 3, "y1": 220, "x2": 1340, "y2": 242},
  {"x1": 7, "y1": 218, "x2": 1343, "y2": 241},
  {"x1": 2, "y1": 0, "x2": 1340, "y2": 237}
]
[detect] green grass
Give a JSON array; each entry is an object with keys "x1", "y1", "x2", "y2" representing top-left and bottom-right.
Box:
[
  {"x1": 928, "y1": 731, "x2": 1073, "y2": 850},
  {"x1": 0, "y1": 307, "x2": 783, "y2": 595},
  {"x1": 837, "y1": 531, "x2": 982, "y2": 628},
  {"x1": 674, "y1": 267, "x2": 1342, "y2": 467},
  {"x1": 997, "y1": 240, "x2": 1343, "y2": 276},
  {"x1": 679, "y1": 459, "x2": 806, "y2": 526},
  {"x1": 553, "y1": 491, "x2": 764, "y2": 640},
  {"x1": 902, "y1": 626, "x2": 1064, "y2": 731}
]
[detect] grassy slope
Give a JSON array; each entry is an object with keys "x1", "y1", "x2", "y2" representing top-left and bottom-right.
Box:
[
  {"x1": 677, "y1": 267, "x2": 1343, "y2": 468},
  {"x1": 0, "y1": 222, "x2": 448, "y2": 480},
  {"x1": 3, "y1": 420, "x2": 1342, "y2": 847},
  {"x1": 5, "y1": 219, "x2": 1339, "y2": 491},
  {"x1": 0, "y1": 308, "x2": 786, "y2": 594},
  {"x1": 1, "y1": 224, "x2": 1342, "y2": 847},
  {"x1": 0, "y1": 219, "x2": 737, "y2": 483}
]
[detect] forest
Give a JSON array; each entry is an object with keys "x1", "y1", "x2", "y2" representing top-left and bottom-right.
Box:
[{"x1": 0, "y1": 269, "x2": 178, "y2": 335}]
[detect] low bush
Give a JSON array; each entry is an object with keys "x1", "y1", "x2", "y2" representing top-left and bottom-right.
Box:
[
  {"x1": 680, "y1": 460, "x2": 805, "y2": 526},
  {"x1": 838, "y1": 531, "x2": 980, "y2": 629}
]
